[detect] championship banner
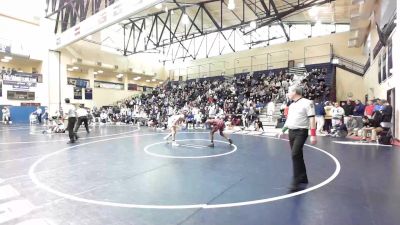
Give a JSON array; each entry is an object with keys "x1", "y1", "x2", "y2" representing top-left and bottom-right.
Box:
[
  {"x1": 2, "y1": 72, "x2": 39, "y2": 89},
  {"x1": 74, "y1": 87, "x2": 83, "y2": 99},
  {"x1": 54, "y1": 0, "x2": 163, "y2": 49},
  {"x1": 85, "y1": 88, "x2": 93, "y2": 100}
]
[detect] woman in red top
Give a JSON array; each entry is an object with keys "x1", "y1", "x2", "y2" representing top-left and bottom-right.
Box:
[
  {"x1": 206, "y1": 118, "x2": 233, "y2": 147},
  {"x1": 364, "y1": 100, "x2": 375, "y2": 118}
]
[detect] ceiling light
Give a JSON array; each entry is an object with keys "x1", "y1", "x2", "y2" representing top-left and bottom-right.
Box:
[
  {"x1": 17, "y1": 70, "x2": 23, "y2": 73},
  {"x1": 4, "y1": 56, "x2": 12, "y2": 60},
  {"x1": 116, "y1": 73, "x2": 124, "y2": 78},
  {"x1": 151, "y1": 79, "x2": 156, "y2": 82},
  {"x1": 182, "y1": 13, "x2": 189, "y2": 25},
  {"x1": 1, "y1": 59, "x2": 10, "y2": 62},
  {"x1": 67, "y1": 68, "x2": 74, "y2": 71},
  {"x1": 146, "y1": 80, "x2": 150, "y2": 82},
  {"x1": 93, "y1": 72, "x2": 98, "y2": 75},
  {"x1": 228, "y1": 0, "x2": 235, "y2": 10},
  {"x1": 250, "y1": 21, "x2": 257, "y2": 29},
  {"x1": 97, "y1": 70, "x2": 103, "y2": 73},
  {"x1": 155, "y1": 3, "x2": 162, "y2": 9},
  {"x1": 73, "y1": 66, "x2": 79, "y2": 70},
  {"x1": 159, "y1": 81, "x2": 163, "y2": 84},
  {"x1": 164, "y1": 6, "x2": 168, "y2": 13},
  {"x1": 171, "y1": 10, "x2": 174, "y2": 15}
]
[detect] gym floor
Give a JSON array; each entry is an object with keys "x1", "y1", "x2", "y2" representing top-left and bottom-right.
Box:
[{"x1": 1, "y1": 124, "x2": 399, "y2": 225}]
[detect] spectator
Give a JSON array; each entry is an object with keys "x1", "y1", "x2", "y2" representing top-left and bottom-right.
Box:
[
  {"x1": 342, "y1": 99, "x2": 354, "y2": 124},
  {"x1": 360, "y1": 111, "x2": 384, "y2": 142},
  {"x1": 314, "y1": 101, "x2": 325, "y2": 135},
  {"x1": 331, "y1": 119, "x2": 348, "y2": 138},
  {"x1": 324, "y1": 101, "x2": 333, "y2": 133},
  {"x1": 331, "y1": 102, "x2": 345, "y2": 127},
  {"x1": 346, "y1": 115, "x2": 360, "y2": 136},
  {"x1": 36, "y1": 106, "x2": 43, "y2": 124},
  {"x1": 381, "y1": 100, "x2": 392, "y2": 122},
  {"x1": 353, "y1": 100, "x2": 365, "y2": 117},
  {"x1": 373, "y1": 99, "x2": 384, "y2": 112},
  {"x1": 2, "y1": 106, "x2": 11, "y2": 124},
  {"x1": 364, "y1": 100, "x2": 375, "y2": 118}
]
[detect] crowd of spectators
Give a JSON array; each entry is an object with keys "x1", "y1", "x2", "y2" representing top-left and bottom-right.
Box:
[
  {"x1": 94, "y1": 68, "x2": 332, "y2": 131},
  {"x1": 313, "y1": 98, "x2": 393, "y2": 143}
]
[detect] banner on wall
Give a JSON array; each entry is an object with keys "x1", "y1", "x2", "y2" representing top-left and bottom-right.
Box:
[
  {"x1": 74, "y1": 87, "x2": 82, "y2": 99},
  {"x1": 85, "y1": 88, "x2": 93, "y2": 100},
  {"x1": 68, "y1": 77, "x2": 90, "y2": 88},
  {"x1": 1, "y1": 72, "x2": 39, "y2": 89},
  {"x1": 128, "y1": 83, "x2": 137, "y2": 91},
  {"x1": 94, "y1": 81, "x2": 124, "y2": 90}
]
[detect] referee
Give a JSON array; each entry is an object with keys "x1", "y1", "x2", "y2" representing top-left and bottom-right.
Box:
[
  {"x1": 280, "y1": 86, "x2": 317, "y2": 192},
  {"x1": 63, "y1": 98, "x2": 78, "y2": 144}
]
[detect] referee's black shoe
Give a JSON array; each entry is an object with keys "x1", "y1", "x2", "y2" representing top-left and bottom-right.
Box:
[{"x1": 288, "y1": 182, "x2": 308, "y2": 193}]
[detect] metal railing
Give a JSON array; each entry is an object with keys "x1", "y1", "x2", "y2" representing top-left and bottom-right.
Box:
[{"x1": 333, "y1": 54, "x2": 368, "y2": 76}]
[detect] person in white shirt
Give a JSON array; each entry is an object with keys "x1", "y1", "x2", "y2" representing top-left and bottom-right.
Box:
[
  {"x1": 100, "y1": 111, "x2": 108, "y2": 124},
  {"x1": 63, "y1": 98, "x2": 78, "y2": 143},
  {"x1": 163, "y1": 111, "x2": 187, "y2": 146},
  {"x1": 2, "y1": 107, "x2": 11, "y2": 124},
  {"x1": 74, "y1": 105, "x2": 90, "y2": 133},
  {"x1": 280, "y1": 86, "x2": 317, "y2": 192},
  {"x1": 331, "y1": 102, "x2": 345, "y2": 127},
  {"x1": 208, "y1": 104, "x2": 216, "y2": 118}
]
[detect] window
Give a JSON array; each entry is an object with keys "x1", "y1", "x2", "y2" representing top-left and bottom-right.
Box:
[
  {"x1": 290, "y1": 24, "x2": 311, "y2": 41},
  {"x1": 335, "y1": 24, "x2": 350, "y2": 33},
  {"x1": 312, "y1": 23, "x2": 333, "y2": 37},
  {"x1": 382, "y1": 49, "x2": 387, "y2": 81}
]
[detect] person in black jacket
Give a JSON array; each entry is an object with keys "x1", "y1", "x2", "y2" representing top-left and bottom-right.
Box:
[
  {"x1": 342, "y1": 100, "x2": 354, "y2": 125},
  {"x1": 381, "y1": 100, "x2": 393, "y2": 122},
  {"x1": 360, "y1": 111, "x2": 384, "y2": 142}
]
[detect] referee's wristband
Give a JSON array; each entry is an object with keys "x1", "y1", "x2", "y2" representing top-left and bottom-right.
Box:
[
  {"x1": 310, "y1": 128, "x2": 316, "y2": 137},
  {"x1": 282, "y1": 127, "x2": 288, "y2": 133}
]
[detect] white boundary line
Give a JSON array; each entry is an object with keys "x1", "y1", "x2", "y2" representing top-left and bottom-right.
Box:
[
  {"x1": 0, "y1": 127, "x2": 32, "y2": 131},
  {"x1": 29, "y1": 132, "x2": 341, "y2": 209},
  {"x1": 144, "y1": 139, "x2": 237, "y2": 159},
  {"x1": 333, "y1": 141, "x2": 393, "y2": 147},
  {"x1": 0, "y1": 128, "x2": 140, "y2": 145}
]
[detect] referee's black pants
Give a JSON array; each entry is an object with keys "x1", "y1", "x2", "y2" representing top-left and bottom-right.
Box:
[
  {"x1": 74, "y1": 116, "x2": 89, "y2": 133},
  {"x1": 67, "y1": 117, "x2": 78, "y2": 141},
  {"x1": 288, "y1": 129, "x2": 309, "y2": 185}
]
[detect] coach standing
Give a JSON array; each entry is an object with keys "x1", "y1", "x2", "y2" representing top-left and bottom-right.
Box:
[
  {"x1": 64, "y1": 98, "x2": 78, "y2": 144},
  {"x1": 280, "y1": 86, "x2": 317, "y2": 192}
]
